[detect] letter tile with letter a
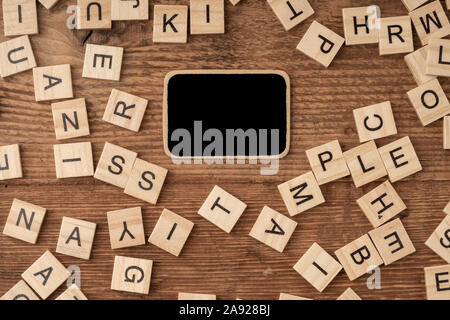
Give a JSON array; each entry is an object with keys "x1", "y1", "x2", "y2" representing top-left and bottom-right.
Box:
[
  {"x1": 424, "y1": 265, "x2": 450, "y2": 300},
  {"x1": 153, "y1": 5, "x2": 188, "y2": 43},
  {"x1": 178, "y1": 292, "x2": 216, "y2": 300},
  {"x1": 53, "y1": 142, "x2": 94, "y2": 178},
  {"x1": 379, "y1": 16, "x2": 414, "y2": 55},
  {"x1": 111, "y1": 0, "x2": 149, "y2": 21},
  {"x1": 56, "y1": 217, "x2": 96, "y2": 260},
  {"x1": 21, "y1": 251, "x2": 70, "y2": 299},
  {"x1": 190, "y1": 0, "x2": 225, "y2": 35},
  {"x1": 426, "y1": 38, "x2": 450, "y2": 77},
  {"x1": 249, "y1": 206, "x2": 297, "y2": 253},
  {"x1": 107, "y1": 207, "x2": 145, "y2": 249},
  {"x1": 82, "y1": 44, "x2": 123, "y2": 81},
  {"x1": 198, "y1": 185, "x2": 247, "y2": 233},
  {"x1": 111, "y1": 256, "x2": 153, "y2": 294},
  {"x1": 0, "y1": 144, "x2": 22, "y2": 181},
  {"x1": 353, "y1": 101, "x2": 397, "y2": 143},
  {"x1": 56, "y1": 284, "x2": 87, "y2": 300},
  {"x1": 409, "y1": 1, "x2": 450, "y2": 46},
  {"x1": 337, "y1": 288, "x2": 362, "y2": 300},
  {"x1": 1, "y1": 280, "x2": 40, "y2": 300},
  {"x1": 342, "y1": 6, "x2": 379, "y2": 45},
  {"x1": 425, "y1": 215, "x2": 450, "y2": 263},
  {"x1": 0, "y1": 35, "x2": 36, "y2": 77},
  {"x1": 77, "y1": 0, "x2": 111, "y2": 29},
  {"x1": 404, "y1": 46, "x2": 437, "y2": 85},
  {"x1": 52, "y1": 98, "x2": 90, "y2": 140},
  {"x1": 267, "y1": 0, "x2": 314, "y2": 31},
  {"x1": 38, "y1": 0, "x2": 60, "y2": 10},
  {"x1": 2, "y1": 0, "x2": 38, "y2": 36},
  {"x1": 33, "y1": 64, "x2": 73, "y2": 101}
]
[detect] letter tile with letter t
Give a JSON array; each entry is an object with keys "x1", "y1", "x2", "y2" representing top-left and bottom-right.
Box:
[
  {"x1": 77, "y1": 0, "x2": 111, "y2": 29},
  {"x1": 409, "y1": 1, "x2": 450, "y2": 46},
  {"x1": 111, "y1": 0, "x2": 149, "y2": 21},
  {"x1": 425, "y1": 215, "x2": 450, "y2": 263},
  {"x1": 111, "y1": 256, "x2": 153, "y2": 294},
  {"x1": 267, "y1": 0, "x2": 314, "y2": 31},
  {"x1": 337, "y1": 288, "x2": 362, "y2": 300},
  {"x1": 379, "y1": 16, "x2": 414, "y2": 55},
  {"x1": 178, "y1": 292, "x2": 216, "y2": 300},
  {"x1": 52, "y1": 98, "x2": 90, "y2": 140},
  {"x1": 107, "y1": 207, "x2": 145, "y2": 249},
  {"x1": 342, "y1": 6, "x2": 379, "y2": 45},
  {"x1": 56, "y1": 217, "x2": 97, "y2": 260},
  {"x1": 33, "y1": 64, "x2": 73, "y2": 102},
  {"x1": 0, "y1": 144, "x2": 23, "y2": 181},
  {"x1": 0, "y1": 35, "x2": 36, "y2": 78},
  {"x1": 424, "y1": 264, "x2": 450, "y2": 300},
  {"x1": 53, "y1": 142, "x2": 94, "y2": 178},
  {"x1": 82, "y1": 44, "x2": 123, "y2": 81},
  {"x1": 2, "y1": 0, "x2": 38, "y2": 36},
  {"x1": 153, "y1": 5, "x2": 188, "y2": 43},
  {"x1": 56, "y1": 284, "x2": 88, "y2": 300},
  {"x1": 0, "y1": 280, "x2": 40, "y2": 300},
  {"x1": 426, "y1": 38, "x2": 450, "y2": 77}
]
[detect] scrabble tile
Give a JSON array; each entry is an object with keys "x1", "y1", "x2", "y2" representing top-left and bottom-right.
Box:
[
  {"x1": 111, "y1": 0, "x2": 149, "y2": 21},
  {"x1": 229, "y1": 0, "x2": 240, "y2": 5},
  {"x1": 103, "y1": 89, "x2": 148, "y2": 132},
  {"x1": 178, "y1": 292, "x2": 216, "y2": 300},
  {"x1": 378, "y1": 136, "x2": 422, "y2": 183},
  {"x1": 267, "y1": 0, "x2": 314, "y2": 31},
  {"x1": 342, "y1": 6, "x2": 379, "y2": 45},
  {"x1": 379, "y1": 16, "x2": 414, "y2": 55},
  {"x1": 38, "y1": 0, "x2": 60, "y2": 10},
  {"x1": 198, "y1": 185, "x2": 247, "y2": 233},
  {"x1": 296, "y1": 21, "x2": 345, "y2": 68},
  {"x1": 249, "y1": 206, "x2": 297, "y2": 253},
  {"x1": 278, "y1": 171, "x2": 325, "y2": 216},
  {"x1": 409, "y1": 1, "x2": 450, "y2": 46},
  {"x1": 335, "y1": 234, "x2": 384, "y2": 281},
  {"x1": 425, "y1": 215, "x2": 450, "y2": 263},
  {"x1": 444, "y1": 116, "x2": 450, "y2": 149},
  {"x1": 357, "y1": 180, "x2": 406, "y2": 228},
  {"x1": 401, "y1": 0, "x2": 429, "y2": 12},
  {"x1": 368, "y1": 218, "x2": 416, "y2": 265},
  {"x1": 353, "y1": 101, "x2": 398, "y2": 143},
  {"x1": 424, "y1": 265, "x2": 450, "y2": 300},
  {"x1": 3, "y1": 199, "x2": 46, "y2": 244},
  {"x1": 305, "y1": 140, "x2": 350, "y2": 185},
  {"x1": 148, "y1": 208, "x2": 194, "y2": 256},
  {"x1": 0, "y1": 144, "x2": 22, "y2": 181},
  {"x1": 124, "y1": 159, "x2": 168, "y2": 205},
  {"x1": 2, "y1": 0, "x2": 38, "y2": 36},
  {"x1": 77, "y1": 0, "x2": 111, "y2": 29},
  {"x1": 82, "y1": 44, "x2": 123, "y2": 81},
  {"x1": 111, "y1": 256, "x2": 153, "y2": 294},
  {"x1": 52, "y1": 98, "x2": 89, "y2": 140},
  {"x1": 337, "y1": 288, "x2": 361, "y2": 300},
  {"x1": 447, "y1": 0, "x2": 450, "y2": 10},
  {"x1": 153, "y1": 5, "x2": 188, "y2": 43},
  {"x1": 56, "y1": 284, "x2": 87, "y2": 300},
  {"x1": 53, "y1": 142, "x2": 94, "y2": 178},
  {"x1": 426, "y1": 38, "x2": 450, "y2": 77},
  {"x1": 56, "y1": 217, "x2": 96, "y2": 260},
  {"x1": 33, "y1": 64, "x2": 73, "y2": 101},
  {"x1": 407, "y1": 79, "x2": 450, "y2": 126},
  {"x1": 0, "y1": 35, "x2": 36, "y2": 77},
  {"x1": 21, "y1": 251, "x2": 70, "y2": 299},
  {"x1": 190, "y1": 0, "x2": 224, "y2": 35},
  {"x1": 343, "y1": 141, "x2": 387, "y2": 188},
  {"x1": 279, "y1": 293, "x2": 311, "y2": 300},
  {"x1": 107, "y1": 207, "x2": 145, "y2": 249},
  {"x1": 1, "y1": 280, "x2": 40, "y2": 300},
  {"x1": 445, "y1": 201, "x2": 450, "y2": 214},
  {"x1": 293, "y1": 242, "x2": 342, "y2": 292},
  {"x1": 404, "y1": 46, "x2": 437, "y2": 85},
  {"x1": 94, "y1": 142, "x2": 138, "y2": 188}
]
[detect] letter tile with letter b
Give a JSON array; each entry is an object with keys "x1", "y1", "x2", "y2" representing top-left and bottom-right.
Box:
[
  {"x1": 178, "y1": 292, "x2": 216, "y2": 300},
  {"x1": 1, "y1": 280, "x2": 40, "y2": 300},
  {"x1": 425, "y1": 215, "x2": 450, "y2": 263},
  {"x1": 56, "y1": 217, "x2": 96, "y2": 260},
  {"x1": 353, "y1": 101, "x2": 397, "y2": 143},
  {"x1": 77, "y1": 0, "x2": 111, "y2": 29},
  {"x1": 107, "y1": 207, "x2": 145, "y2": 249},
  {"x1": 337, "y1": 288, "x2": 361, "y2": 300},
  {"x1": 190, "y1": 0, "x2": 225, "y2": 35},
  {"x1": 82, "y1": 44, "x2": 123, "y2": 81},
  {"x1": 53, "y1": 142, "x2": 94, "y2": 178},
  {"x1": 2, "y1": 0, "x2": 38, "y2": 36},
  {"x1": 379, "y1": 16, "x2": 414, "y2": 55},
  {"x1": 153, "y1": 5, "x2": 188, "y2": 43},
  {"x1": 404, "y1": 46, "x2": 437, "y2": 85},
  {"x1": 111, "y1": 0, "x2": 149, "y2": 21},
  {"x1": 0, "y1": 35, "x2": 36, "y2": 78},
  {"x1": 409, "y1": 1, "x2": 450, "y2": 46},
  {"x1": 33, "y1": 64, "x2": 73, "y2": 102},
  {"x1": 267, "y1": 0, "x2": 314, "y2": 31},
  {"x1": 111, "y1": 256, "x2": 153, "y2": 294},
  {"x1": 424, "y1": 265, "x2": 450, "y2": 300},
  {"x1": 342, "y1": 6, "x2": 379, "y2": 45},
  {"x1": 426, "y1": 38, "x2": 450, "y2": 77},
  {"x1": 56, "y1": 284, "x2": 87, "y2": 300},
  {"x1": 0, "y1": 144, "x2": 22, "y2": 181},
  {"x1": 52, "y1": 98, "x2": 90, "y2": 140}
]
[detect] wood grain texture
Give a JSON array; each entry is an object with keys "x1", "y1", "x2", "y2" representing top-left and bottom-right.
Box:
[{"x1": 0, "y1": 0, "x2": 450, "y2": 300}]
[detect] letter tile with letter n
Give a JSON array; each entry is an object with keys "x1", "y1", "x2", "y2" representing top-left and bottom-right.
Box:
[
  {"x1": 342, "y1": 6, "x2": 379, "y2": 45},
  {"x1": 445, "y1": 116, "x2": 450, "y2": 149},
  {"x1": 56, "y1": 284, "x2": 87, "y2": 300},
  {"x1": 2, "y1": 0, "x2": 38, "y2": 36},
  {"x1": 424, "y1": 264, "x2": 450, "y2": 300},
  {"x1": 279, "y1": 293, "x2": 311, "y2": 300},
  {"x1": 107, "y1": 207, "x2": 145, "y2": 249},
  {"x1": 343, "y1": 140, "x2": 387, "y2": 188},
  {"x1": 21, "y1": 251, "x2": 70, "y2": 299},
  {"x1": 103, "y1": 89, "x2": 148, "y2": 132},
  {"x1": 357, "y1": 180, "x2": 406, "y2": 228},
  {"x1": 401, "y1": 0, "x2": 428, "y2": 12},
  {"x1": 378, "y1": 136, "x2": 422, "y2": 183},
  {"x1": 335, "y1": 234, "x2": 384, "y2": 281},
  {"x1": 149, "y1": 209, "x2": 194, "y2": 256},
  {"x1": 190, "y1": 0, "x2": 225, "y2": 35},
  {"x1": 178, "y1": 292, "x2": 216, "y2": 300},
  {"x1": 38, "y1": 0, "x2": 60, "y2": 10},
  {"x1": 82, "y1": 44, "x2": 123, "y2": 81},
  {"x1": 56, "y1": 217, "x2": 96, "y2": 260},
  {"x1": 425, "y1": 215, "x2": 450, "y2": 263},
  {"x1": 296, "y1": 21, "x2": 345, "y2": 68},
  {"x1": 153, "y1": 5, "x2": 188, "y2": 43},
  {"x1": 407, "y1": 79, "x2": 450, "y2": 126},
  {"x1": 198, "y1": 185, "x2": 247, "y2": 233},
  {"x1": 305, "y1": 140, "x2": 350, "y2": 185},
  {"x1": 0, "y1": 144, "x2": 22, "y2": 181},
  {"x1": 52, "y1": 98, "x2": 90, "y2": 140},
  {"x1": 111, "y1": 0, "x2": 149, "y2": 21},
  {"x1": 267, "y1": 0, "x2": 314, "y2": 31},
  {"x1": 249, "y1": 206, "x2": 297, "y2": 253},
  {"x1": 111, "y1": 256, "x2": 153, "y2": 294},
  {"x1": 33, "y1": 64, "x2": 73, "y2": 101},
  {"x1": 404, "y1": 46, "x2": 437, "y2": 85},
  {"x1": 426, "y1": 38, "x2": 450, "y2": 77},
  {"x1": 94, "y1": 142, "x2": 138, "y2": 188},
  {"x1": 0, "y1": 35, "x2": 36, "y2": 78},
  {"x1": 379, "y1": 16, "x2": 414, "y2": 55},
  {"x1": 77, "y1": 0, "x2": 111, "y2": 29},
  {"x1": 293, "y1": 242, "x2": 342, "y2": 292},
  {"x1": 3, "y1": 199, "x2": 46, "y2": 244},
  {"x1": 0, "y1": 280, "x2": 40, "y2": 300},
  {"x1": 278, "y1": 171, "x2": 325, "y2": 216},
  {"x1": 53, "y1": 142, "x2": 94, "y2": 178},
  {"x1": 337, "y1": 288, "x2": 361, "y2": 300},
  {"x1": 409, "y1": 1, "x2": 450, "y2": 46}
]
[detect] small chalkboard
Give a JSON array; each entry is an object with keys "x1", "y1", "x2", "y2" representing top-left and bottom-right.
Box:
[{"x1": 163, "y1": 70, "x2": 290, "y2": 159}]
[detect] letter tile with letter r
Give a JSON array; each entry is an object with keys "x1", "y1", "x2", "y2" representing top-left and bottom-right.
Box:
[
  {"x1": 424, "y1": 264, "x2": 450, "y2": 300},
  {"x1": 0, "y1": 280, "x2": 40, "y2": 300},
  {"x1": 426, "y1": 38, "x2": 450, "y2": 77},
  {"x1": 111, "y1": 256, "x2": 153, "y2": 294},
  {"x1": 52, "y1": 98, "x2": 90, "y2": 140},
  {"x1": 107, "y1": 207, "x2": 145, "y2": 249},
  {"x1": 379, "y1": 16, "x2": 414, "y2": 55},
  {"x1": 56, "y1": 217, "x2": 97, "y2": 260},
  {"x1": 53, "y1": 142, "x2": 94, "y2": 178},
  {"x1": 0, "y1": 35, "x2": 36, "y2": 77},
  {"x1": 77, "y1": 0, "x2": 111, "y2": 29},
  {"x1": 267, "y1": 0, "x2": 314, "y2": 31},
  {"x1": 409, "y1": 1, "x2": 450, "y2": 46},
  {"x1": 0, "y1": 144, "x2": 22, "y2": 181},
  {"x1": 2, "y1": 0, "x2": 38, "y2": 36},
  {"x1": 82, "y1": 44, "x2": 123, "y2": 81},
  {"x1": 153, "y1": 5, "x2": 188, "y2": 43},
  {"x1": 56, "y1": 284, "x2": 88, "y2": 300},
  {"x1": 425, "y1": 215, "x2": 450, "y2": 263},
  {"x1": 342, "y1": 6, "x2": 379, "y2": 45},
  {"x1": 33, "y1": 64, "x2": 73, "y2": 101}
]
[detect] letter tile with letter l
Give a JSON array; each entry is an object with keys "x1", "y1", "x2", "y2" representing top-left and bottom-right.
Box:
[
  {"x1": 404, "y1": 46, "x2": 437, "y2": 85},
  {"x1": 379, "y1": 16, "x2": 414, "y2": 55},
  {"x1": 425, "y1": 215, "x2": 450, "y2": 263},
  {"x1": 77, "y1": 0, "x2": 111, "y2": 29},
  {"x1": 0, "y1": 144, "x2": 22, "y2": 181},
  {"x1": 335, "y1": 234, "x2": 384, "y2": 281},
  {"x1": 296, "y1": 21, "x2": 345, "y2": 67},
  {"x1": 53, "y1": 142, "x2": 94, "y2": 178},
  {"x1": 424, "y1": 264, "x2": 450, "y2": 300},
  {"x1": 33, "y1": 64, "x2": 73, "y2": 101},
  {"x1": 56, "y1": 284, "x2": 88, "y2": 300},
  {"x1": 56, "y1": 217, "x2": 97, "y2": 260},
  {"x1": 178, "y1": 292, "x2": 216, "y2": 300},
  {"x1": 426, "y1": 38, "x2": 450, "y2": 77},
  {"x1": 249, "y1": 206, "x2": 297, "y2": 253},
  {"x1": 52, "y1": 98, "x2": 90, "y2": 140},
  {"x1": 153, "y1": 5, "x2": 188, "y2": 43},
  {"x1": 2, "y1": 0, "x2": 38, "y2": 36},
  {"x1": 0, "y1": 280, "x2": 40, "y2": 300},
  {"x1": 111, "y1": 0, "x2": 149, "y2": 21},
  {"x1": 342, "y1": 6, "x2": 379, "y2": 45},
  {"x1": 82, "y1": 44, "x2": 123, "y2": 81},
  {"x1": 190, "y1": 0, "x2": 225, "y2": 35},
  {"x1": 0, "y1": 35, "x2": 36, "y2": 77},
  {"x1": 21, "y1": 251, "x2": 70, "y2": 299},
  {"x1": 409, "y1": 1, "x2": 450, "y2": 46},
  {"x1": 337, "y1": 288, "x2": 362, "y2": 300},
  {"x1": 107, "y1": 207, "x2": 145, "y2": 249},
  {"x1": 267, "y1": 0, "x2": 314, "y2": 31},
  {"x1": 111, "y1": 256, "x2": 153, "y2": 294}
]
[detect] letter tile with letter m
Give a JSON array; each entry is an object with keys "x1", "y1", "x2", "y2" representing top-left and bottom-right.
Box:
[
  {"x1": 153, "y1": 5, "x2": 188, "y2": 43},
  {"x1": 111, "y1": 256, "x2": 153, "y2": 294},
  {"x1": 82, "y1": 44, "x2": 123, "y2": 81},
  {"x1": 0, "y1": 35, "x2": 36, "y2": 77}
]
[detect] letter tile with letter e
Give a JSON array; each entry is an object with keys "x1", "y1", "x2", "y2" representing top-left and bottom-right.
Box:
[
  {"x1": 0, "y1": 280, "x2": 40, "y2": 300},
  {"x1": 2, "y1": 0, "x2": 38, "y2": 36},
  {"x1": 0, "y1": 144, "x2": 22, "y2": 181},
  {"x1": 425, "y1": 215, "x2": 450, "y2": 263},
  {"x1": 337, "y1": 288, "x2": 362, "y2": 300},
  {"x1": 178, "y1": 292, "x2": 216, "y2": 300},
  {"x1": 445, "y1": 116, "x2": 450, "y2": 149},
  {"x1": 379, "y1": 16, "x2": 414, "y2": 55},
  {"x1": 267, "y1": 0, "x2": 314, "y2": 31},
  {"x1": 111, "y1": 0, "x2": 149, "y2": 21},
  {"x1": 279, "y1": 293, "x2": 311, "y2": 300},
  {"x1": 56, "y1": 217, "x2": 96, "y2": 260},
  {"x1": 52, "y1": 98, "x2": 90, "y2": 140},
  {"x1": 77, "y1": 0, "x2": 111, "y2": 29},
  {"x1": 249, "y1": 206, "x2": 297, "y2": 253},
  {"x1": 401, "y1": 0, "x2": 429, "y2": 12},
  {"x1": 82, "y1": 44, "x2": 123, "y2": 81},
  {"x1": 38, "y1": 0, "x2": 60, "y2": 10},
  {"x1": 293, "y1": 242, "x2": 342, "y2": 292},
  {"x1": 153, "y1": 5, "x2": 188, "y2": 43},
  {"x1": 111, "y1": 256, "x2": 153, "y2": 294},
  {"x1": 424, "y1": 265, "x2": 450, "y2": 300},
  {"x1": 426, "y1": 38, "x2": 450, "y2": 76},
  {"x1": 353, "y1": 101, "x2": 397, "y2": 143},
  {"x1": 0, "y1": 35, "x2": 36, "y2": 78},
  {"x1": 56, "y1": 284, "x2": 87, "y2": 300},
  {"x1": 33, "y1": 64, "x2": 73, "y2": 101},
  {"x1": 198, "y1": 185, "x2": 247, "y2": 233},
  {"x1": 190, "y1": 0, "x2": 225, "y2": 35},
  {"x1": 342, "y1": 6, "x2": 379, "y2": 45},
  {"x1": 296, "y1": 21, "x2": 345, "y2": 67},
  {"x1": 107, "y1": 207, "x2": 145, "y2": 249},
  {"x1": 409, "y1": 1, "x2": 450, "y2": 46},
  {"x1": 53, "y1": 142, "x2": 94, "y2": 178},
  {"x1": 21, "y1": 251, "x2": 70, "y2": 299},
  {"x1": 404, "y1": 46, "x2": 437, "y2": 85}
]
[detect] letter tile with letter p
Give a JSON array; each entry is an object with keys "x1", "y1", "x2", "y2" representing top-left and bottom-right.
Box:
[
  {"x1": 82, "y1": 44, "x2": 123, "y2": 81},
  {"x1": 111, "y1": 256, "x2": 153, "y2": 294}
]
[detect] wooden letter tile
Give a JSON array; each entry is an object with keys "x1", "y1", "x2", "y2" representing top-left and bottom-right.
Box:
[
  {"x1": 306, "y1": 140, "x2": 350, "y2": 185},
  {"x1": 342, "y1": 6, "x2": 379, "y2": 45},
  {"x1": 111, "y1": 0, "x2": 149, "y2": 21},
  {"x1": 445, "y1": 201, "x2": 450, "y2": 214},
  {"x1": 425, "y1": 215, "x2": 450, "y2": 263},
  {"x1": 3, "y1": 198, "x2": 46, "y2": 244},
  {"x1": 148, "y1": 208, "x2": 194, "y2": 256},
  {"x1": 279, "y1": 293, "x2": 311, "y2": 300},
  {"x1": 0, "y1": 144, "x2": 22, "y2": 181},
  {"x1": 0, "y1": 35, "x2": 36, "y2": 77},
  {"x1": 21, "y1": 250, "x2": 70, "y2": 299},
  {"x1": 107, "y1": 207, "x2": 145, "y2": 249},
  {"x1": 198, "y1": 185, "x2": 247, "y2": 233},
  {"x1": 249, "y1": 206, "x2": 297, "y2": 253},
  {"x1": 33, "y1": 64, "x2": 73, "y2": 101},
  {"x1": 38, "y1": 0, "x2": 60, "y2": 10},
  {"x1": 56, "y1": 284, "x2": 87, "y2": 300},
  {"x1": 82, "y1": 44, "x2": 123, "y2": 81},
  {"x1": 337, "y1": 288, "x2": 362, "y2": 300},
  {"x1": 190, "y1": 0, "x2": 224, "y2": 35},
  {"x1": 1, "y1": 280, "x2": 40, "y2": 300},
  {"x1": 296, "y1": 21, "x2": 345, "y2": 68},
  {"x1": 444, "y1": 116, "x2": 450, "y2": 149},
  {"x1": 53, "y1": 142, "x2": 94, "y2": 178},
  {"x1": 424, "y1": 265, "x2": 450, "y2": 300},
  {"x1": 56, "y1": 217, "x2": 96, "y2": 260},
  {"x1": 404, "y1": 46, "x2": 437, "y2": 85},
  {"x1": 401, "y1": 0, "x2": 429, "y2": 12},
  {"x1": 2, "y1": 0, "x2": 38, "y2": 36},
  {"x1": 153, "y1": 5, "x2": 188, "y2": 43},
  {"x1": 409, "y1": 1, "x2": 450, "y2": 46},
  {"x1": 229, "y1": 0, "x2": 240, "y2": 5},
  {"x1": 111, "y1": 256, "x2": 152, "y2": 294},
  {"x1": 293, "y1": 242, "x2": 342, "y2": 292},
  {"x1": 379, "y1": 16, "x2": 414, "y2": 55},
  {"x1": 77, "y1": 0, "x2": 111, "y2": 29},
  {"x1": 267, "y1": 0, "x2": 314, "y2": 31},
  {"x1": 426, "y1": 38, "x2": 450, "y2": 77},
  {"x1": 52, "y1": 98, "x2": 90, "y2": 140},
  {"x1": 178, "y1": 292, "x2": 216, "y2": 300}
]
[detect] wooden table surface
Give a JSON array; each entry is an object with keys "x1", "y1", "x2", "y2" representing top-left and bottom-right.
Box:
[{"x1": 1, "y1": 0, "x2": 449, "y2": 300}]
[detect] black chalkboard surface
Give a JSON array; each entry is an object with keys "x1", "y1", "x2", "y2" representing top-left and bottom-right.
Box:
[{"x1": 163, "y1": 70, "x2": 290, "y2": 159}]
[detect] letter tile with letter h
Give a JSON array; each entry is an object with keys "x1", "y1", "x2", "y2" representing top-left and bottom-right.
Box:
[
  {"x1": 82, "y1": 44, "x2": 123, "y2": 81},
  {"x1": 111, "y1": 256, "x2": 153, "y2": 294}
]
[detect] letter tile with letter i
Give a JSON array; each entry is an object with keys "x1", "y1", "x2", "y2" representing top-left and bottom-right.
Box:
[
  {"x1": 82, "y1": 44, "x2": 123, "y2": 81},
  {"x1": 111, "y1": 256, "x2": 153, "y2": 294},
  {"x1": 2, "y1": 0, "x2": 38, "y2": 36},
  {"x1": 53, "y1": 142, "x2": 94, "y2": 178}
]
